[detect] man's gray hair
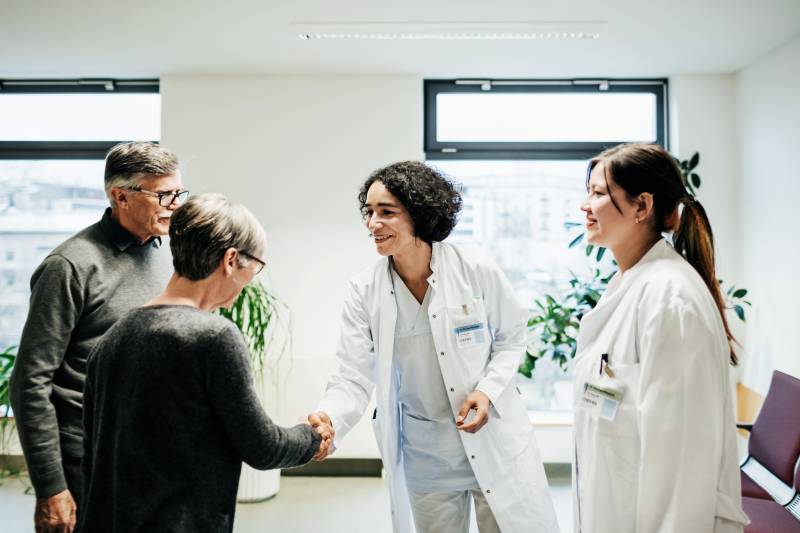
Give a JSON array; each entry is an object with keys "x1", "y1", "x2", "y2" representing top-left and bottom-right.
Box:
[
  {"x1": 104, "y1": 141, "x2": 180, "y2": 205},
  {"x1": 169, "y1": 193, "x2": 266, "y2": 281}
]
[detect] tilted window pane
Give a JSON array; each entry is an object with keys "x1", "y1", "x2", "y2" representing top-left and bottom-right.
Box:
[
  {"x1": 0, "y1": 160, "x2": 106, "y2": 348},
  {"x1": 0, "y1": 93, "x2": 160, "y2": 141},
  {"x1": 436, "y1": 92, "x2": 657, "y2": 143}
]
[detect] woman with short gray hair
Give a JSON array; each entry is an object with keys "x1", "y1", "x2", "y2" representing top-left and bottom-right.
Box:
[{"x1": 78, "y1": 194, "x2": 330, "y2": 533}]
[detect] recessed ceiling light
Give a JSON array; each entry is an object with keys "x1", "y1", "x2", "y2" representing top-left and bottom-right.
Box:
[
  {"x1": 299, "y1": 32, "x2": 599, "y2": 40},
  {"x1": 294, "y1": 21, "x2": 605, "y2": 41}
]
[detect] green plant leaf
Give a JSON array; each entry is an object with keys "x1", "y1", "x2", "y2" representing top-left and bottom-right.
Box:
[
  {"x1": 585, "y1": 244, "x2": 594, "y2": 256},
  {"x1": 732, "y1": 288, "x2": 748, "y2": 298},
  {"x1": 691, "y1": 173, "x2": 701, "y2": 189},
  {"x1": 733, "y1": 304, "x2": 745, "y2": 322},
  {"x1": 568, "y1": 233, "x2": 584, "y2": 248},
  {"x1": 595, "y1": 247, "x2": 606, "y2": 262},
  {"x1": 689, "y1": 152, "x2": 699, "y2": 170}
]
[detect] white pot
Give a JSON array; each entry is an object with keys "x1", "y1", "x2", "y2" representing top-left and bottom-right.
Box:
[
  {"x1": 237, "y1": 464, "x2": 281, "y2": 503},
  {"x1": 236, "y1": 370, "x2": 283, "y2": 503}
]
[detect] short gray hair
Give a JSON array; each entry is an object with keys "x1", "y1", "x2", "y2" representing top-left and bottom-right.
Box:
[
  {"x1": 169, "y1": 193, "x2": 266, "y2": 281},
  {"x1": 104, "y1": 141, "x2": 180, "y2": 204}
]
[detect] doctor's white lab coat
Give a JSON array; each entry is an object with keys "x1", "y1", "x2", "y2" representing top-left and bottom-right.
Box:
[
  {"x1": 318, "y1": 242, "x2": 560, "y2": 533},
  {"x1": 573, "y1": 239, "x2": 749, "y2": 533}
]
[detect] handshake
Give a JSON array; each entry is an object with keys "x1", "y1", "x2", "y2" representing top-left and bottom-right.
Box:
[{"x1": 307, "y1": 411, "x2": 335, "y2": 461}]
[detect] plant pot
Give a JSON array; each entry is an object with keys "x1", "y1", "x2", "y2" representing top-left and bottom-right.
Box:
[{"x1": 237, "y1": 464, "x2": 280, "y2": 503}]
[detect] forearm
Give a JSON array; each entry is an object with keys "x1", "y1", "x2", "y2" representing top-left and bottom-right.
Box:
[
  {"x1": 10, "y1": 353, "x2": 67, "y2": 498},
  {"x1": 246, "y1": 423, "x2": 322, "y2": 470},
  {"x1": 10, "y1": 254, "x2": 81, "y2": 498}
]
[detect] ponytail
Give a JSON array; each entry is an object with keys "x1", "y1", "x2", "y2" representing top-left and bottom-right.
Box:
[{"x1": 673, "y1": 197, "x2": 738, "y2": 365}]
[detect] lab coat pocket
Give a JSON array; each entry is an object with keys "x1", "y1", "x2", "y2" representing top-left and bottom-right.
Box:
[
  {"x1": 594, "y1": 362, "x2": 640, "y2": 438},
  {"x1": 401, "y1": 412, "x2": 465, "y2": 472},
  {"x1": 447, "y1": 299, "x2": 491, "y2": 372}
]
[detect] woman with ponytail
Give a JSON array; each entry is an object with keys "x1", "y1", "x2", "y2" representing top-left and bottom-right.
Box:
[{"x1": 572, "y1": 143, "x2": 749, "y2": 533}]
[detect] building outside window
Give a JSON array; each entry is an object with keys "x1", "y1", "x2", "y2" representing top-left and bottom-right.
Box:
[
  {"x1": 425, "y1": 79, "x2": 667, "y2": 413},
  {"x1": 0, "y1": 80, "x2": 160, "y2": 349}
]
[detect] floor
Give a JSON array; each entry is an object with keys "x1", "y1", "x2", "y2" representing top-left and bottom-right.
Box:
[{"x1": 0, "y1": 473, "x2": 573, "y2": 533}]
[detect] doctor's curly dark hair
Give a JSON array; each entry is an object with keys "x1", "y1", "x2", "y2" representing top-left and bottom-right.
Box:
[{"x1": 358, "y1": 161, "x2": 463, "y2": 243}]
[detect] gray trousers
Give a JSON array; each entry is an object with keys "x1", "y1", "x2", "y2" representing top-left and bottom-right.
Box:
[{"x1": 407, "y1": 489, "x2": 502, "y2": 533}]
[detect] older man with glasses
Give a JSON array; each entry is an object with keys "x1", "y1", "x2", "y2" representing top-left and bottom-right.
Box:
[{"x1": 10, "y1": 141, "x2": 184, "y2": 533}]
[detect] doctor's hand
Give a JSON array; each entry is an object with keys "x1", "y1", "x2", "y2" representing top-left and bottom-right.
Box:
[
  {"x1": 456, "y1": 390, "x2": 491, "y2": 433},
  {"x1": 308, "y1": 411, "x2": 335, "y2": 461}
]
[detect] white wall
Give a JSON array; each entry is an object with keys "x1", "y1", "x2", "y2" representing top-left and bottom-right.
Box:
[
  {"x1": 736, "y1": 35, "x2": 800, "y2": 390},
  {"x1": 668, "y1": 74, "x2": 740, "y2": 288},
  {"x1": 161, "y1": 75, "x2": 423, "y2": 457}
]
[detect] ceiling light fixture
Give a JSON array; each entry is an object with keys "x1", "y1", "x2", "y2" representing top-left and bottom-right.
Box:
[
  {"x1": 294, "y1": 21, "x2": 605, "y2": 41},
  {"x1": 298, "y1": 31, "x2": 600, "y2": 40}
]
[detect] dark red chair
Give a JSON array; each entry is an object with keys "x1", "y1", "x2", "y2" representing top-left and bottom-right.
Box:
[
  {"x1": 739, "y1": 371, "x2": 800, "y2": 501},
  {"x1": 743, "y1": 460, "x2": 800, "y2": 532}
]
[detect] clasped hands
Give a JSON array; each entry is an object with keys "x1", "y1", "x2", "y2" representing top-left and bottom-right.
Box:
[{"x1": 307, "y1": 411, "x2": 335, "y2": 461}]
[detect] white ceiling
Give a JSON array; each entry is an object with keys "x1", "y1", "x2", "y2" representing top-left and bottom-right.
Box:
[{"x1": 1, "y1": 0, "x2": 798, "y2": 79}]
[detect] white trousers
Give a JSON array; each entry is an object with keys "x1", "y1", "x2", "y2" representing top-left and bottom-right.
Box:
[{"x1": 407, "y1": 489, "x2": 502, "y2": 533}]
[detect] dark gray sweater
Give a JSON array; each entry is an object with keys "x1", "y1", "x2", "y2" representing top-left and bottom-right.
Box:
[
  {"x1": 78, "y1": 305, "x2": 320, "y2": 533},
  {"x1": 10, "y1": 208, "x2": 173, "y2": 498}
]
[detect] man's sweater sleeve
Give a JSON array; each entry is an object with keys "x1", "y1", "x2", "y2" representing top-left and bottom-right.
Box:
[
  {"x1": 205, "y1": 323, "x2": 321, "y2": 470},
  {"x1": 9, "y1": 254, "x2": 84, "y2": 498}
]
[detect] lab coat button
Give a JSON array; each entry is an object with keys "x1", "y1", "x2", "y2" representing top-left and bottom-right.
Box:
[
  {"x1": 432, "y1": 314, "x2": 437, "y2": 318},
  {"x1": 449, "y1": 387, "x2": 454, "y2": 392},
  {"x1": 439, "y1": 351, "x2": 445, "y2": 356},
  {"x1": 471, "y1": 455, "x2": 475, "y2": 459},
  {"x1": 486, "y1": 489, "x2": 491, "y2": 494}
]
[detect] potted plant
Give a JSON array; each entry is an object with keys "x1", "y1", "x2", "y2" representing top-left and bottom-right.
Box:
[
  {"x1": 519, "y1": 152, "x2": 752, "y2": 380},
  {"x1": 217, "y1": 279, "x2": 290, "y2": 502},
  {"x1": 0, "y1": 345, "x2": 26, "y2": 483}
]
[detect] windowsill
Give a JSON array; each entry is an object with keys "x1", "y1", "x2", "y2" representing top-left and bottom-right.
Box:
[{"x1": 528, "y1": 410, "x2": 573, "y2": 427}]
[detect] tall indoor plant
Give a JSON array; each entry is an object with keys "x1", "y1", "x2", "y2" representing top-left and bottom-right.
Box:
[
  {"x1": 520, "y1": 152, "x2": 752, "y2": 377},
  {"x1": 0, "y1": 345, "x2": 26, "y2": 483}
]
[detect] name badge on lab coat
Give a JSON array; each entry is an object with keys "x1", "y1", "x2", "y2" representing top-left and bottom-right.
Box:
[
  {"x1": 454, "y1": 322, "x2": 486, "y2": 348},
  {"x1": 580, "y1": 381, "x2": 625, "y2": 421}
]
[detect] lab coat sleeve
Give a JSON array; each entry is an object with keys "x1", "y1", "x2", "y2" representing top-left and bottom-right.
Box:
[
  {"x1": 635, "y1": 295, "x2": 726, "y2": 533},
  {"x1": 317, "y1": 278, "x2": 376, "y2": 443},
  {"x1": 474, "y1": 256, "x2": 529, "y2": 417}
]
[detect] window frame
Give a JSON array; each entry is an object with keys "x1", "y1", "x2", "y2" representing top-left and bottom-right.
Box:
[
  {"x1": 0, "y1": 78, "x2": 159, "y2": 160},
  {"x1": 424, "y1": 78, "x2": 668, "y2": 160}
]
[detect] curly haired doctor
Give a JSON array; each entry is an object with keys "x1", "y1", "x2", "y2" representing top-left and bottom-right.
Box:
[{"x1": 309, "y1": 161, "x2": 559, "y2": 533}]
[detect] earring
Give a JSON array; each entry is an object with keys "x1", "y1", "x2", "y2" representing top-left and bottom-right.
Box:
[{"x1": 635, "y1": 217, "x2": 640, "y2": 224}]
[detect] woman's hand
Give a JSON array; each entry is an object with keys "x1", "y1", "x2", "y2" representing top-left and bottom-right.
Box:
[
  {"x1": 308, "y1": 411, "x2": 335, "y2": 461},
  {"x1": 456, "y1": 390, "x2": 491, "y2": 433}
]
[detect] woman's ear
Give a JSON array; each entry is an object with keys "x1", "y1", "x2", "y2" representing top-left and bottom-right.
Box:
[
  {"x1": 635, "y1": 192, "x2": 655, "y2": 223},
  {"x1": 221, "y1": 248, "x2": 238, "y2": 276}
]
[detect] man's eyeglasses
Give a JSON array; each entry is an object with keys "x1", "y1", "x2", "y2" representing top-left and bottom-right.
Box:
[
  {"x1": 240, "y1": 251, "x2": 266, "y2": 275},
  {"x1": 126, "y1": 187, "x2": 190, "y2": 207}
]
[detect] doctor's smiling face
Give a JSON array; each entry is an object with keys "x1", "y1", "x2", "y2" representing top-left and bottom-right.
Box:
[
  {"x1": 363, "y1": 180, "x2": 417, "y2": 257},
  {"x1": 581, "y1": 161, "x2": 640, "y2": 250}
]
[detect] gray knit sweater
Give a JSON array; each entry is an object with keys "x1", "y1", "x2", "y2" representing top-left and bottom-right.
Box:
[
  {"x1": 10, "y1": 208, "x2": 173, "y2": 498},
  {"x1": 78, "y1": 305, "x2": 321, "y2": 533}
]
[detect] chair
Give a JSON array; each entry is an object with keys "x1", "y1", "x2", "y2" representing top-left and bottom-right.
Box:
[
  {"x1": 738, "y1": 371, "x2": 800, "y2": 502},
  {"x1": 743, "y1": 459, "x2": 800, "y2": 532}
]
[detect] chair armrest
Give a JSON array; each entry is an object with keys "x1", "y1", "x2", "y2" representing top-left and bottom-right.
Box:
[{"x1": 736, "y1": 423, "x2": 754, "y2": 432}]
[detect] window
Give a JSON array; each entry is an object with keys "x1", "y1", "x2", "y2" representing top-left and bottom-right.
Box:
[
  {"x1": 0, "y1": 79, "x2": 160, "y2": 350},
  {"x1": 425, "y1": 79, "x2": 667, "y2": 413}
]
